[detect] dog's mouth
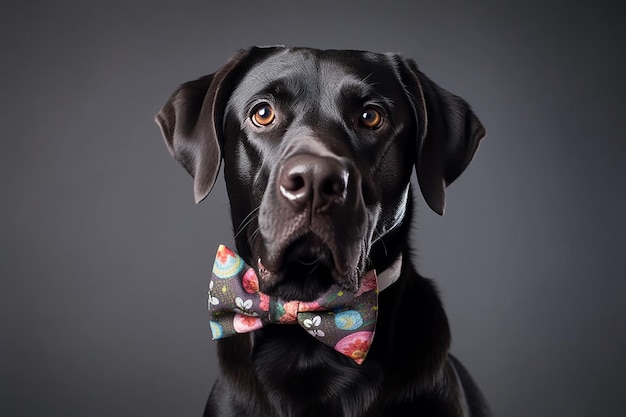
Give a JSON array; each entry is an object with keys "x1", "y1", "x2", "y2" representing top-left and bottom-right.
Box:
[{"x1": 257, "y1": 233, "x2": 358, "y2": 301}]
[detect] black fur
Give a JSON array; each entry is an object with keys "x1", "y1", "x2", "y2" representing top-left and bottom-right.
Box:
[{"x1": 156, "y1": 46, "x2": 490, "y2": 416}]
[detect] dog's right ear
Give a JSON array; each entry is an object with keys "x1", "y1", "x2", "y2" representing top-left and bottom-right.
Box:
[
  {"x1": 392, "y1": 55, "x2": 486, "y2": 216},
  {"x1": 155, "y1": 48, "x2": 252, "y2": 203}
]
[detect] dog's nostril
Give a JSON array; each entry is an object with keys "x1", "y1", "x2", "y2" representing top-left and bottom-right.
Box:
[
  {"x1": 280, "y1": 169, "x2": 310, "y2": 202},
  {"x1": 284, "y1": 174, "x2": 306, "y2": 193},
  {"x1": 321, "y1": 172, "x2": 347, "y2": 198}
]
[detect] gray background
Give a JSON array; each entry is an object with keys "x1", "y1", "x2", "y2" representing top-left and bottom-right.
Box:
[{"x1": 2, "y1": 1, "x2": 625, "y2": 416}]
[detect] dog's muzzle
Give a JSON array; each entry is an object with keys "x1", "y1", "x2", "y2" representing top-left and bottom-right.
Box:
[{"x1": 256, "y1": 152, "x2": 369, "y2": 299}]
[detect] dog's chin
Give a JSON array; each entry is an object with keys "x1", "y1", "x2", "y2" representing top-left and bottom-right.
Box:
[
  {"x1": 259, "y1": 236, "x2": 359, "y2": 301},
  {"x1": 271, "y1": 260, "x2": 335, "y2": 302}
]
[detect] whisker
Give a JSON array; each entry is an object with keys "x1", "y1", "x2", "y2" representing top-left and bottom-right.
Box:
[
  {"x1": 380, "y1": 239, "x2": 388, "y2": 258},
  {"x1": 249, "y1": 226, "x2": 262, "y2": 247},
  {"x1": 297, "y1": 255, "x2": 323, "y2": 266},
  {"x1": 233, "y1": 207, "x2": 260, "y2": 239},
  {"x1": 306, "y1": 258, "x2": 322, "y2": 276}
]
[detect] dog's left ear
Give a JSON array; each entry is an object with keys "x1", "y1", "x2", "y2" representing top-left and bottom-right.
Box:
[
  {"x1": 393, "y1": 56, "x2": 486, "y2": 215},
  {"x1": 155, "y1": 48, "x2": 254, "y2": 203}
]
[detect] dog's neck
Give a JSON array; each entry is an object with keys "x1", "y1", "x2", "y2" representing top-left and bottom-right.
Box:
[{"x1": 377, "y1": 254, "x2": 402, "y2": 292}]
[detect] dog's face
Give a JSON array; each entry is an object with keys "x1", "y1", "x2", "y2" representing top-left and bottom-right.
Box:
[
  {"x1": 223, "y1": 49, "x2": 417, "y2": 300},
  {"x1": 157, "y1": 46, "x2": 485, "y2": 302}
]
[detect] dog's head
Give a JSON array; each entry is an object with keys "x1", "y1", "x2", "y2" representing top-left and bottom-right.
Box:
[{"x1": 157, "y1": 46, "x2": 485, "y2": 301}]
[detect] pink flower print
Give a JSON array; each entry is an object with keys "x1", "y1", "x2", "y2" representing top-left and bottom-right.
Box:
[
  {"x1": 233, "y1": 313, "x2": 263, "y2": 333},
  {"x1": 259, "y1": 293, "x2": 270, "y2": 312},
  {"x1": 334, "y1": 331, "x2": 374, "y2": 365},
  {"x1": 355, "y1": 270, "x2": 377, "y2": 296},
  {"x1": 298, "y1": 300, "x2": 323, "y2": 312},
  {"x1": 279, "y1": 301, "x2": 299, "y2": 323},
  {"x1": 242, "y1": 268, "x2": 259, "y2": 294}
]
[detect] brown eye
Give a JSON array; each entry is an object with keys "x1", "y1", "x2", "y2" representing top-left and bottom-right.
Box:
[
  {"x1": 251, "y1": 103, "x2": 275, "y2": 126},
  {"x1": 359, "y1": 107, "x2": 383, "y2": 129}
]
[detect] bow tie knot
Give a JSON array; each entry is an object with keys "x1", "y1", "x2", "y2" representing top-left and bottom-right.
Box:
[{"x1": 208, "y1": 245, "x2": 379, "y2": 364}]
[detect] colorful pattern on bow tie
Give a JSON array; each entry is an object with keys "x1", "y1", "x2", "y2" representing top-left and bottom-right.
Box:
[{"x1": 208, "y1": 245, "x2": 378, "y2": 364}]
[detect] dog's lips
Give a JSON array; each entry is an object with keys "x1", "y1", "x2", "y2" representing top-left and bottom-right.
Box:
[{"x1": 255, "y1": 234, "x2": 360, "y2": 299}]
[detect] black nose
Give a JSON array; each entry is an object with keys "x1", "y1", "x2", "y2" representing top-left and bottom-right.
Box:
[{"x1": 278, "y1": 154, "x2": 349, "y2": 212}]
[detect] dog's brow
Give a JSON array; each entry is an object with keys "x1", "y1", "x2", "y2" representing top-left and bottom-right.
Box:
[
  {"x1": 255, "y1": 77, "x2": 303, "y2": 98},
  {"x1": 360, "y1": 72, "x2": 375, "y2": 85},
  {"x1": 332, "y1": 70, "x2": 378, "y2": 93},
  {"x1": 337, "y1": 78, "x2": 395, "y2": 109}
]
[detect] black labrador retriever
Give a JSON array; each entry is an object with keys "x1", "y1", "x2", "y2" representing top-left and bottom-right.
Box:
[{"x1": 156, "y1": 46, "x2": 491, "y2": 417}]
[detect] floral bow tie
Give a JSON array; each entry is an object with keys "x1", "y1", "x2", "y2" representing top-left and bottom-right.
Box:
[{"x1": 208, "y1": 245, "x2": 379, "y2": 364}]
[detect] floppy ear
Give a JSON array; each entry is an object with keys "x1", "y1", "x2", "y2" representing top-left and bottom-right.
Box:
[
  {"x1": 394, "y1": 56, "x2": 486, "y2": 215},
  {"x1": 155, "y1": 48, "x2": 252, "y2": 203}
]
